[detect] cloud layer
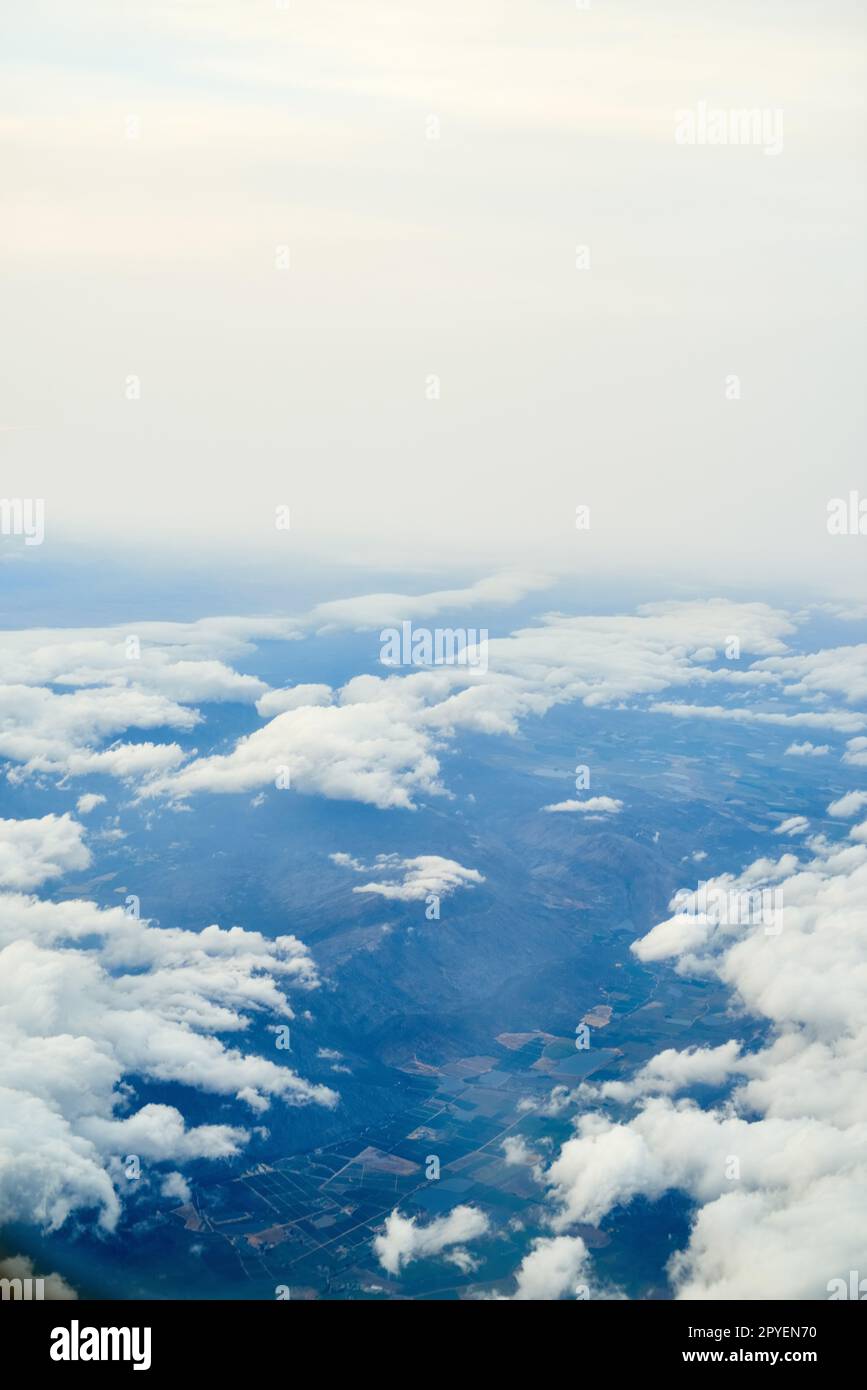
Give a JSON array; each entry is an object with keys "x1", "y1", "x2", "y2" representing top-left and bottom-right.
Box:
[
  {"x1": 136, "y1": 597, "x2": 813, "y2": 809},
  {"x1": 4, "y1": 592, "x2": 865, "y2": 820}
]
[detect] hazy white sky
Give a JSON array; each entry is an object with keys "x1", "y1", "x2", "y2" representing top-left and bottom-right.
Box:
[{"x1": 2, "y1": 1, "x2": 865, "y2": 593}]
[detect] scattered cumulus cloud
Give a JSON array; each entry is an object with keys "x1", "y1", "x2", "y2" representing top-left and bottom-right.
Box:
[
  {"x1": 828, "y1": 791, "x2": 867, "y2": 819},
  {"x1": 541, "y1": 826, "x2": 867, "y2": 1298},
  {"x1": 774, "y1": 816, "x2": 809, "y2": 837},
  {"x1": 0, "y1": 814, "x2": 90, "y2": 890},
  {"x1": 332, "y1": 852, "x2": 484, "y2": 902},
  {"x1": 502, "y1": 1136, "x2": 541, "y2": 1168},
  {"x1": 843, "y1": 738, "x2": 867, "y2": 768},
  {"x1": 543, "y1": 797, "x2": 622, "y2": 815},
  {"x1": 784, "y1": 741, "x2": 829, "y2": 757},
  {"x1": 160, "y1": 1171, "x2": 192, "y2": 1204},
  {"x1": 0, "y1": 887, "x2": 336, "y2": 1234},
  {"x1": 373, "y1": 1205, "x2": 489, "y2": 1276},
  {"x1": 509, "y1": 1235, "x2": 590, "y2": 1301}
]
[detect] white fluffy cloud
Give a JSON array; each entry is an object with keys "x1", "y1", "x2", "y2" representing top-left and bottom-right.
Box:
[
  {"x1": 75, "y1": 792, "x2": 106, "y2": 815},
  {"x1": 784, "y1": 741, "x2": 829, "y2": 757},
  {"x1": 64, "y1": 741, "x2": 187, "y2": 779},
  {"x1": 594, "y1": 1042, "x2": 743, "y2": 1104},
  {"x1": 0, "y1": 888, "x2": 336, "y2": 1234},
  {"x1": 510, "y1": 1235, "x2": 590, "y2": 1300},
  {"x1": 752, "y1": 645, "x2": 867, "y2": 706},
  {"x1": 0, "y1": 616, "x2": 300, "y2": 694},
  {"x1": 373, "y1": 1204, "x2": 489, "y2": 1275},
  {"x1": 0, "y1": 814, "x2": 90, "y2": 889},
  {"x1": 144, "y1": 678, "x2": 446, "y2": 809},
  {"x1": 828, "y1": 791, "x2": 867, "y2": 818},
  {"x1": 332, "y1": 852, "x2": 484, "y2": 902},
  {"x1": 543, "y1": 797, "x2": 623, "y2": 815},
  {"x1": 502, "y1": 1136, "x2": 541, "y2": 1167},
  {"x1": 0, "y1": 683, "x2": 198, "y2": 782},
  {"x1": 0, "y1": 615, "x2": 304, "y2": 783},
  {"x1": 541, "y1": 821, "x2": 867, "y2": 1299},
  {"x1": 774, "y1": 815, "x2": 809, "y2": 837},
  {"x1": 255, "y1": 684, "x2": 333, "y2": 717},
  {"x1": 844, "y1": 738, "x2": 867, "y2": 768},
  {"x1": 160, "y1": 1171, "x2": 192, "y2": 1203}
]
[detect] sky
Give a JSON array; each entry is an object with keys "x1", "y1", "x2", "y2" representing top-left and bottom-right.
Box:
[
  {"x1": 2, "y1": 0, "x2": 865, "y2": 592},
  {"x1": 1, "y1": 1, "x2": 866, "y2": 1306}
]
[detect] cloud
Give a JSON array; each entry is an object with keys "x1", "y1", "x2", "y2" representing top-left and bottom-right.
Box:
[
  {"x1": 0, "y1": 814, "x2": 90, "y2": 890},
  {"x1": 0, "y1": 1253, "x2": 77, "y2": 1300},
  {"x1": 828, "y1": 791, "x2": 867, "y2": 819},
  {"x1": 784, "y1": 741, "x2": 829, "y2": 757},
  {"x1": 145, "y1": 598, "x2": 802, "y2": 810},
  {"x1": 75, "y1": 793, "x2": 106, "y2": 815},
  {"x1": 843, "y1": 738, "x2": 867, "y2": 768},
  {"x1": 373, "y1": 1205, "x2": 489, "y2": 1276},
  {"x1": 0, "y1": 683, "x2": 198, "y2": 781},
  {"x1": 509, "y1": 1235, "x2": 589, "y2": 1301},
  {"x1": 650, "y1": 701, "x2": 865, "y2": 735},
  {"x1": 0, "y1": 617, "x2": 299, "y2": 694},
  {"x1": 542, "y1": 797, "x2": 623, "y2": 815},
  {"x1": 0, "y1": 886, "x2": 336, "y2": 1234},
  {"x1": 445, "y1": 1247, "x2": 481, "y2": 1275},
  {"x1": 774, "y1": 816, "x2": 809, "y2": 837},
  {"x1": 64, "y1": 742, "x2": 187, "y2": 779},
  {"x1": 333, "y1": 852, "x2": 484, "y2": 902},
  {"x1": 5, "y1": 592, "x2": 862, "y2": 820},
  {"x1": 541, "y1": 828, "x2": 867, "y2": 1298},
  {"x1": 160, "y1": 1171, "x2": 192, "y2": 1204},
  {"x1": 0, "y1": 615, "x2": 303, "y2": 783},
  {"x1": 81, "y1": 1106, "x2": 246, "y2": 1162},
  {"x1": 309, "y1": 571, "x2": 551, "y2": 631},
  {"x1": 752, "y1": 645, "x2": 867, "y2": 706},
  {"x1": 502, "y1": 1136, "x2": 541, "y2": 1167},
  {"x1": 143, "y1": 679, "x2": 446, "y2": 809},
  {"x1": 595, "y1": 1042, "x2": 743, "y2": 1104},
  {"x1": 255, "y1": 684, "x2": 333, "y2": 717},
  {"x1": 329, "y1": 852, "x2": 365, "y2": 872}
]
